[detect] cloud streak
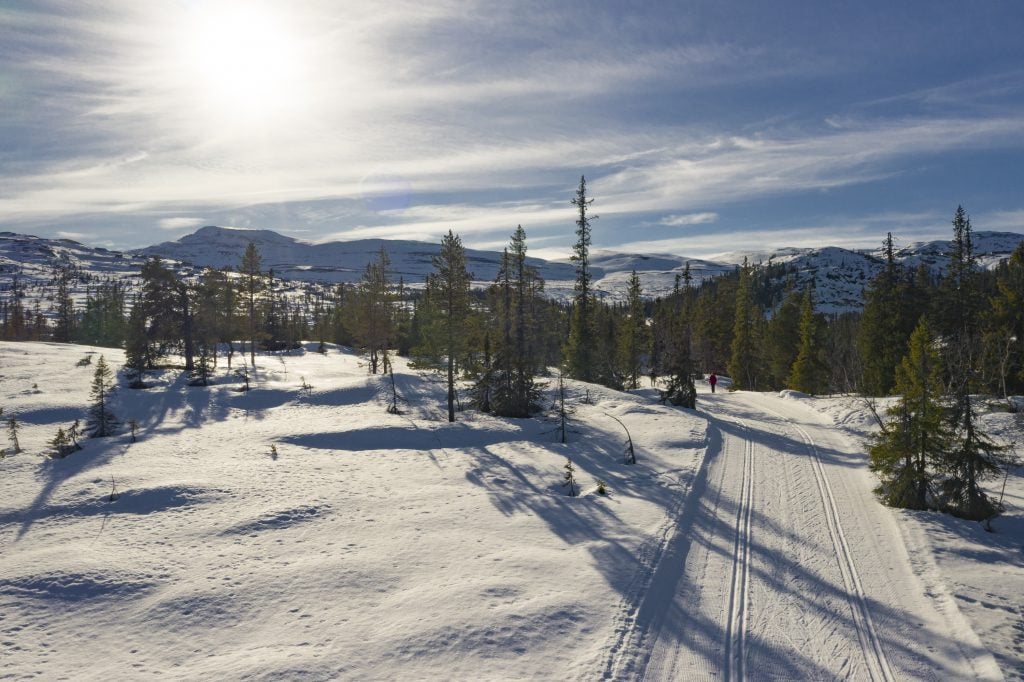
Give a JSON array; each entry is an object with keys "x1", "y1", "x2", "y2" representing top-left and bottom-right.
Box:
[{"x1": 1, "y1": 1, "x2": 1023, "y2": 254}]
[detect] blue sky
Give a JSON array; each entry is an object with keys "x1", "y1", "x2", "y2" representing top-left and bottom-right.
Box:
[{"x1": 1, "y1": 0, "x2": 1023, "y2": 258}]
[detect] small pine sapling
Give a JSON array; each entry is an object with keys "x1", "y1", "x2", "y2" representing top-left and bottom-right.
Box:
[
  {"x1": 75, "y1": 354, "x2": 93, "y2": 367},
  {"x1": 596, "y1": 480, "x2": 608, "y2": 496},
  {"x1": 7, "y1": 415, "x2": 22, "y2": 454},
  {"x1": 67, "y1": 419, "x2": 84, "y2": 452},
  {"x1": 549, "y1": 373, "x2": 575, "y2": 444},
  {"x1": 300, "y1": 376, "x2": 313, "y2": 396},
  {"x1": 190, "y1": 346, "x2": 214, "y2": 386},
  {"x1": 49, "y1": 427, "x2": 74, "y2": 458},
  {"x1": 108, "y1": 476, "x2": 119, "y2": 502},
  {"x1": 127, "y1": 419, "x2": 139, "y2": 443},
  {"x1": 270, "y1": 443, "x2": 278, "y2": 460},
  {"x1": 234, "y1": 363, "x2": 251, "y2": 392},
  {"x1": 562, "y1": 457, "x2": 578, "y2": 497},
  {"x1": 86, "y1": 355, "x2": 118, "y2": 437}
]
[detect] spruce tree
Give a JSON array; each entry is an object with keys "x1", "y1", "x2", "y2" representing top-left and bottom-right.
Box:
[
  {"x1": 858, "y1": 233, "x2": 919, "y2": 395},
  {"x1": 618, "y1": 270, "x2": 646, "y2": 389},
  {"x1": 479, "y1": 227, "x2": 544, "y2": 417},
  {"x1": 353, "y1": 247, "x2": 394, "y2": 374},
  {"x1": 982, "y1": 241, "x2": 1024, "y2": 399},
  {"x1": 139, "y1": 256, "x2": 181, "y2": 366},
  {"x1": 727, "y1": 259, "x2": 760, "y2": 389},
  {"x1": 565, "y1": 176, "x2": 597, "y2": 382},
  {"x1": 787, "y1": 288, "x2": 827, "y2": 394},
  {"x1": 935, "y1": 207, "x2": 1009, "y2": 519},
  {"x1": 53, "y1": 267, "x2": 76, "y2": 343},
  {"x1": 86, "y1": 355, "x2": 118, "y2": 437},
  {"x1": 939, "y1": 395, "x2": 1011, "y2": 520},
  {"x1": 766, "y1": 287, "x2": 802, "y2": 389},
  {"x1": 659, "y1": 264, "x2": 697, "y2": 408},
  {"x1": 430, "y1": 230, "x2": 472, "y2": 422},
  {"x1": 239, "y1": 242, "x2": 265, "y2": 365},
  {"x1": 7, "y1": 415, "x2": 21, "y2": 454},
  {"x1": 869, "y1": 319, "x2": 949, "y2": 510},
  {"x1": 124, "y1": 294, "x2": 149, "y2": 388},
  {"x1": 562, "y1": 457, "x2": 578, "y2": 497},
  {"x1": 49, "y1": 427, "x2": 73, "y2": 458}
]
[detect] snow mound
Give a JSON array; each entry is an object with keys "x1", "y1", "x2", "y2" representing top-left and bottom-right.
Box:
[{"x1": 779, "y1": 389, "x2": 810, "y2": 400}]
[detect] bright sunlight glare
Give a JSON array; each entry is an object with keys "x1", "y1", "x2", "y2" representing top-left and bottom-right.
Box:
[{"x1": 177, "y1": 3, "x2": 309, "y2": 129}]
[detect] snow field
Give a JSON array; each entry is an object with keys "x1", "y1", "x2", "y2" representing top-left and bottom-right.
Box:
[
  {"x1": 0, "y1": 342, "x2": 706, "y2": 680},
  {"x1": 786, "y1": 391, "x2": 1023, "y2": 681}
]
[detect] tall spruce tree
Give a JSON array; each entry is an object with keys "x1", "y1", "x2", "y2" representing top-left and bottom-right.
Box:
[
  {"x1": 766, "y1": 287, "x2": 802, "y2": 389},
  {"x1": 354, "y1": 246, "x2": 394, "y2": 374},
  {"x1": 727, "y1": 258, "x2": 760, "y2": 389},
  {"x1": 787, "y1": 288, "x2": 827, "y2": 394},
  {"x1": 939, "y1": 391, "x2": 1011, "y2": 520},
  {"x1": 869, "y1": 319, "x2": 949, "y2": 510},
  {"x1": 430, "y1": 231, "x2": 472, "y2": 422},
  {"x1": 124, "y1": 294, "x2": 149, "y2": 388},
  {"x1": 139, "y1": 257, "x2": 182, "y2": 367},
  {"x1": 477, "y1": 227, "x2": 544, "y2": 417},
  {"x1": 858, "y1": 233, "x2": 917, "y2": 395},
  {"x1": 239, "y1": 243, "x2": 264, "y2": 365},
  {"x1": 53, "y1": 267, "x2": 76, "y2": 343},
  {"x1": 982, "y1": 242, "x2": 1024, "y2": 399},
  {"x1": 565, "y1": 175, "x2": 597, "y2": 382},
  {"x1": 659, "y1": 264, "x2": 697, "y2": 408},
  {"x1": 618, "y1": 270, "x2": 646, "y2": 389}
]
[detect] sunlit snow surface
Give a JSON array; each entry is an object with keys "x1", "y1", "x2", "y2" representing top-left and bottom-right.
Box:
[
  {"x1": 0, "y1": 342, "x2": 1020, "y2": 679},
  {"x1": 0, "y1": 342, "x2": 706, "y2": 679}
]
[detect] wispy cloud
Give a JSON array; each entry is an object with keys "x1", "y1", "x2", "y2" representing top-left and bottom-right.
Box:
[
  {"x1": 660, "y1": 212, "x2": 718, "y2": 226},
  {"x1": 159, "y1": 217, "x2": 206, "y2": 230},
  {"x1": 56, "y1": 231, "x2": 92, "y2": 241},
  {"x1": 1, "y1": 1, "x2": 1023, "y2": 254}
]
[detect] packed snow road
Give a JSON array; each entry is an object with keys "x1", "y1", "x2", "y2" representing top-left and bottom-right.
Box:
[{"x1": 620, "y1": 389, "x2": 1000, "y2": 681}]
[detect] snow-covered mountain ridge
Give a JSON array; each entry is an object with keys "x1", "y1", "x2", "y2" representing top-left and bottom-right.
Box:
[
  {"x1": 3, "y1": 226, "x2": 1023, "y2": 313},
  {"x1": 137, "y1": 225, "x2": 578, "y2": 285}
]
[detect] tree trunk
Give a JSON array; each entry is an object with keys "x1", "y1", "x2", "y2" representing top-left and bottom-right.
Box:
[{"x1": 447, "y1": 352, "x2": 455, "y2": 422}]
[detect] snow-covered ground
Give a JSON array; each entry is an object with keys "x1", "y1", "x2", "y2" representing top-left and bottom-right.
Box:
[
  {"x1": 796, "y1": 392, "x2": 1024, "y2": 681},
  {"x1": 0, "y1": 342, "x2": 705, "y2": 680},
  {"x1": 1, "y1": 342, "x2": 1020, "y2": 680}
]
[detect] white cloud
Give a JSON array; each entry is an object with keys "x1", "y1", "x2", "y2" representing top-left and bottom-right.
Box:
[
  {"x1": 56, "y1": 231, "x2": 91, "y2": 240},
  {"x1": 159, "y1": 217, "x2": 205, "y2": 230},
  {"x1": 660, "y1": 212, "x2": 718, "y2": 226}
]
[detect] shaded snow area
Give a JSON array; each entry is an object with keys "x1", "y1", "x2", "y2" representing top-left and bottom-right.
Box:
[
  {"x1": 0, "y1": 342, "x2": 704, "y2": 680},
  {"x1": 1, "y1": 343, "x2": 1018, "y2": 680},
  {"x1": 794, "y1": 392, "x2": 1024, "y2": 681}
]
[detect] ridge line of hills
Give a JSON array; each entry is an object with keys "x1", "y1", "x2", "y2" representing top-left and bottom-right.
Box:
[{"x1": 2, "y1": 225, "x2": 1023, "y2": 313}]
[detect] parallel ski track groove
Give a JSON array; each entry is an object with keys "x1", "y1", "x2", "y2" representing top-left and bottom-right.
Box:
[
  {"x1": 759, "y1": 401, "x2": 896, "y2": 682},
  {"x1": 724, "y1": 421, "x2": 754, "y2": 682}
]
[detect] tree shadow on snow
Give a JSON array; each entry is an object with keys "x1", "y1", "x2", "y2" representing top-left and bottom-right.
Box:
[{"x1": 617, "y1": 414, "x2": 990, "y2": 679}]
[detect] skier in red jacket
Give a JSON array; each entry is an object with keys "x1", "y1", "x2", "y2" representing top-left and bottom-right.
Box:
[{"x1": 709, "y1": 372, "x2": 718, "y2": 393}]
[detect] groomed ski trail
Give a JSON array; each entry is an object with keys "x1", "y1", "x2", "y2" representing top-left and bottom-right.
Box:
[{"x1": 606, "y1": 388, "x2": 1001, "y2": 681}]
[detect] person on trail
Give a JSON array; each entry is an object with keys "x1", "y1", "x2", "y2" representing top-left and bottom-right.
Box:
[{"x1": 709, "y1": 372, "x2": 718, "y2": 393}]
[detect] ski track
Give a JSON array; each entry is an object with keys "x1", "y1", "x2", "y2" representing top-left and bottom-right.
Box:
[
  {"x1": 600, "y1": 406, "x2": 757, "y2": 681},
  {"x1": 756, "y1": 402, "x2": 895, "y2": 682},
  {"x1": 724, "y1": 423, "x2": 754, "y2": 682},
  {"x1": 603, "y1": 390, "x2": 998, "y2": 682}
]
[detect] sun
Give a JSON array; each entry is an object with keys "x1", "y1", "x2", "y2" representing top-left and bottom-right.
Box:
[{"x1": 177, "y1": 3, "x2": 309, "y2": 129}]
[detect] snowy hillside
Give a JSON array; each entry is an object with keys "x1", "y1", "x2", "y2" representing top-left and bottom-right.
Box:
[
  {"x1": 0, "y1": 232, "x2": 149, "y2": 307},
  {"x1": 4, "y1": 227, "x2": 1022, "y2": 313},
  {"x1": 719, "y1": 231, "x2": 1024, "y2": 313},
  {"x1": 0, "y1": 341, "x2": 706, "y2": 679},
  {"x1": 138, "y1": 225, "x2": 578, "y2": 285},
  {"x1": 2, "y1": 341, "x2": 1020, "y2": 679}
]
